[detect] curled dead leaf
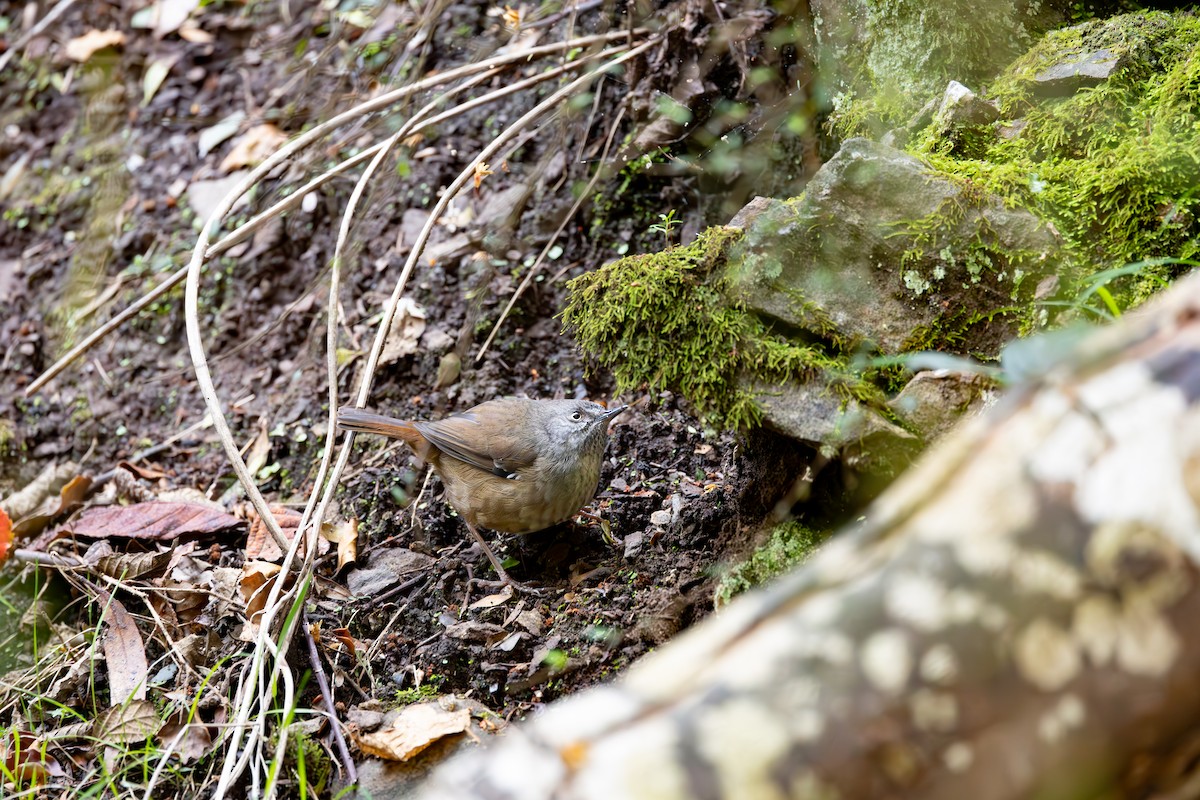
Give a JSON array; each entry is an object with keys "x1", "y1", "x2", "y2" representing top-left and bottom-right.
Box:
[
  {"x1": 319, "y1": 518, "x2": 358, "y2": 572},
  {"x1": 219, "y1": 124, "x2": 289, "y2": 172},
  {"x1": 65, "y1": 29, "x2": 126, "y2": 62},
  {"x1": 353, "y1": 701, "x2": 470, "y2": 761}
]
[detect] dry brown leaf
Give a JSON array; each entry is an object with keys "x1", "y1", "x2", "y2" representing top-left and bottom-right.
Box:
[
  {"x1": 13, "y1": 473, "x2": 92, "y2": 538},
  {"x1": 239, "y1": 560, "x2": 282, "y2": 623},
  {"x1": 117, "y1": 461, "x2": 170, "y2": 481},
  {"x1": 61, "y1": 502, "x2": 243, "y2": 541},
  {"x1": 177, "y1": 26, "x2": 214, "y2": 43},
  {"x1": 380, "y1": 298, "x2": 427, "y2": 364},
  {"x1": 468, "y1": 585, "x2": 514, "y2": 609},
  {"x1": 102, "y1": 596, "x2": 149, "y2": 704},
  {"x1": 245, "y1": 504, "x2": 301, "y2": 561},
  {"x1": 93, "y1": 700, "x2": 163, "y2": 744},
  {"x1": 353, "y1": 702, "x2": 470, "y2": 761},
  {"x1": 94, "y1": 551, "x2": 172, "y2": 581},
  {"x1": 156, "y1": 709, "x2": 211, "y2": 764},
  {"x1": 219, "y1": 124, "x2": 288, "y2": 173},
  {"x1": 320, "y1": 518, "x2": 358, "y2": 572},
  {"x1": 65, "y1": 29, "x2": 126, "y2": 62},
  {"x1": 0, "y1": 507, "x2": 10, "y2": 564},
  {"x1": 1, "y1": 731, "x2": 64, "y2": 786},
  {"x1": 0, "y1": 462, "x2": 78, "y2": 519}
]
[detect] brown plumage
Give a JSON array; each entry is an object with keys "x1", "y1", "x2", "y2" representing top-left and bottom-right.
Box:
[{"x1": 338, "y1": 398, "x2": 626, "y2": 588}]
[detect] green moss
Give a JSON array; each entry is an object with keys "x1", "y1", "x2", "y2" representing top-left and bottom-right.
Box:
[
  {"x1": 714, "y1": 521, "x2": 824, "y2": 607},
  {"x1": 912, "y1": 11, "x2": 1200, "y2": 313},
  {"x1": 830, "y1": 0, "x2": 1044, "y2": 138},
  {"x1": 563, "y1": 227, "x2": 865, "y2": 429}
]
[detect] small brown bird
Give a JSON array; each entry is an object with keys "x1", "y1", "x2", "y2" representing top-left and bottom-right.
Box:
[{"x1": 338, "y1": 398, "x2": 626, "y2": 587}]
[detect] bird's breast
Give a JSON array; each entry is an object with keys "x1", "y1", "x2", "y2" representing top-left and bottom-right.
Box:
[{"x1": 436, "y1": 454, "x2": 602, "y2": 534}]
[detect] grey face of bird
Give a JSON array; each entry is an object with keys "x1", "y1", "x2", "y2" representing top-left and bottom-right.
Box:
[{"x1": 543, "y1": 401, "x2": 626, "y2": 458}]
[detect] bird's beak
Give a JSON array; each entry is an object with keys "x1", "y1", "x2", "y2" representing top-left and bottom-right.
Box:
[{"x1": 601, "y1": 404, "x2": 628, "y2": 423}]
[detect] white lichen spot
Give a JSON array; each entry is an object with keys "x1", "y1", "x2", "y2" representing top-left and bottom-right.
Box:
[
  {"x1": 574, "y1": 719, "x2": 688, "y2": 800},
  {"x1": 1115, "y1": 606, "x2": 1180, "y2": 677},
  {"x1": 1038, "y1": 693, "x2": 1087, "y2": 743},
  {"x1": 801, "y1": 592, "x2": 841, "y2": 626},
  {"x1": 943, "y1": 589, "x2": 983, "y2": 624},
  {"x1": 813, "y1": 535, "x2": 868, "y2": 584},
  {"x1": 955, "y1": 536, "x2": 1017, "y2": 577},
  {"x1": 860, "y1": 629, "x2": 912, "y2": 696},
  {"x1": 1014, "y1": 618, "x2": 1081, "y2": 691},
  {"x1": 1072, "y1": 595, "x2": 1119, "y2": 667},
  {"x1": 694, "y1": 701, "x2": 790, "y2": 800},
  {"x1": 979, "y1": 603, "x2": 1010, "y2": 632},
  {"x1": 1011, "y1": 550, "x2": 1082, "y2": 601},
  {"x1": 919, "y1": 643, "x2": 960, "y2": 685},
  {"x1": 1086, "y1": 521, "x2": 1186, "y2": 608},
  {"x1": 942, "y1": 742, "x2": 974, "y2": 773},
  {"x1": 885, "y1": 573, "x2": 949, "y2": 632},
  {"x1": 1027, "y1": 406, "x2": 1105, "y2": 484},
  {"x1": 791, "y1": 708, "x2": 825, "y2": 743},
  {"x1": 903, "y1": 269, "x2": 931, "y2": 295},
  {"x1": 909, "y1": 689, "x2": 958, "y2": 732}
]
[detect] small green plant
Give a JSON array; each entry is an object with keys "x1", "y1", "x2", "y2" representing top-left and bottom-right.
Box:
[{"x1": 647, "y1": 209, "x2": 681, "y2": 244}]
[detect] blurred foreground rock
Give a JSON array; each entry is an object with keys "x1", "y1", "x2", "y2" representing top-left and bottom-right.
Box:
[{"x1": 420, "y1": 271, "x2": 1200, "y2": 799}]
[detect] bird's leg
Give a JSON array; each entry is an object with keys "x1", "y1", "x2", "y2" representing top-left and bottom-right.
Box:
[{"x1": 463, "y1": 520, "x2": 543, "y2": 595}]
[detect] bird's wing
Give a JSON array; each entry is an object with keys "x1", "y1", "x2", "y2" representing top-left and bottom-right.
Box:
[{"x1": 413, "y1": 400, "x2": 540, "y2": 479}]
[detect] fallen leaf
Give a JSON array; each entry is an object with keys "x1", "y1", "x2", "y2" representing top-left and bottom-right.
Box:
[
  {"x1": 59, "y1": 502, "x2": 243, "y2": 541},
  {"x1": 1, "y1": 731, "x2": 64, "y2": 786},
  {"x1": 185, "y1": 171, "x2": 250, "y2": 221},
  {"x1": 468, "y1": 585, "x2": 514, "y2": 609},
  {"x1": 197, "y1": 111, "x2": 245, "y2": 158},
  {"x1": 65, "y1": 29, "x2": 126, "y2": 62},
  {"x1": 0, "y1": 462, "x2": 78, "y2": 519},
  {"x1": 142, "y1": 55, "x2": 180, "y2": 106},
  {"x1": 156, "y1": 709, "x2": 212, "y2": 764},
  {"x1": 152, "y1": 0, "x2": 201, "y2": 36},
  {"x1": 379, "y1": 298, "x2": 427, "y2": 365},
  {"x1": 94, "y1": 551, "x2": 173, "y2": 581},
  {"x1": 0, "y1": 507, "x2": 10, "y2": 563},
  {"x1": 319, "y1": 518, "x2": 358, "y2": 572},
  {"x1": 117, "y1": 460, "x2": 170, "y2": 481},
  {"x1": 178, "y1": 26, "x2": 214, "y2": 43},
  {"x1": 13, "y1": 473, "x2": 93, "y2": 538},
  {"x1": 246, "y1": 504, "x2": 301, "y2": 561},
  {"x1": 353, "y1": 702, "x2": 470, "y2": 761},
  {"x1": 102, "y1": 595, "x2": 149, "y2": 704},
  {"x1": 219, "y1": 124, "x2": 288, "y2": 173},
  {"x1": 93, "y1": 700, "x2": 163, "y2": 744},
  {"x1": 239, "y1": 560, "x2": 283, "y2": 623}
]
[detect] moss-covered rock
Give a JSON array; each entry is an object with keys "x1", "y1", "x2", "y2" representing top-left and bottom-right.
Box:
[
  {"x1": 562, "y1": 227, "x2": 877, "y2": 432},
  {"x1": 725, "y1": 138, "x2": 1063, "y2": 357},
  {"x1": 713, "y1": 520, "x2": 824, "y2": 607},
  {"x1": 814, "y1": 0, "x2": 1073, "y2": 137},
  {"x1": 914, "y1": 10, "x2": 1200, "y2": 311}
]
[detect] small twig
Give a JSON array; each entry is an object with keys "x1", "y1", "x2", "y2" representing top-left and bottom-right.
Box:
[{"x1": 301, "y1": 609, "x2": 357, "y2": 787}]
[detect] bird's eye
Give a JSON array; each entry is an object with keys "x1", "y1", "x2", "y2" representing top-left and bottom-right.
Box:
[{"x1": 571, "y1": 411, "x2": 583, "y2": 421}]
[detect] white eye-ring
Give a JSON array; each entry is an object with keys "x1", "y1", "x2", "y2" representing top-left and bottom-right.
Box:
[{"x1": 571, "y1": 411, "x2": 583, "y2": 421}]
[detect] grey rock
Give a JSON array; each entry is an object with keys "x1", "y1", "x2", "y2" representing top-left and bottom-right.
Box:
[
  {"x1": 1034, "y1": 49, "x2": 1124, "y2": 96},
  {"x1": 888, "y1": 370, "x2": 996, "y2": 442},
  {"x1": 725, "y1": 138, "x2": 1062, "y2": 356},
  {"x1": 750, "y1": 379, "x2": 913, "y2": 449},
  {"x1": 934, "y1": 81, "x2": 999, "y2": 129}
]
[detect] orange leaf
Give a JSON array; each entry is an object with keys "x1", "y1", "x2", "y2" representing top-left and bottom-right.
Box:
[{"x1": 0, "y1": 507, "x2": 10, "y2": 563}]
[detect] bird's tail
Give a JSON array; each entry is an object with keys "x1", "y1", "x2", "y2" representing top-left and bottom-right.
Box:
[{"x1": 337, "y1": 408, "x2": 425, "y2": 449}]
